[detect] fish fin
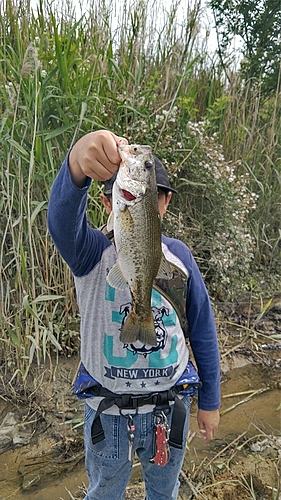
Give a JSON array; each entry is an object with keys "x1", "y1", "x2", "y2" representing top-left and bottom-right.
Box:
[
  {"x1": 107, "y1": 211, "x2": 114, "y2": 232},
  {"x1": 107, "y1": 263, "x2": 128, "y2": 290},
  {"x1": 156, "y1": 254, "x2": 173, "y2": 280},
  {"x1": 120, "y1": 311, "x2": 157, "y2": 346}
]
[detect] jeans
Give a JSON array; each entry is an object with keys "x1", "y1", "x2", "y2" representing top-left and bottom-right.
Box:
[{"x1": 83, "y1": 396, "x2": 190, "y2": 500}]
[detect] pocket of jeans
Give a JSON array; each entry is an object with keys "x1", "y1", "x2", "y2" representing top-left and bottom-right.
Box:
[{"x1": 85, "y1": 410, "x2": 120, "y2": 460}]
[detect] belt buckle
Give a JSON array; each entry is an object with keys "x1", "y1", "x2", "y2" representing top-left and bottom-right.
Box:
[{"x1": 119, "y1": 404, "x2": 138, "y2": 417}]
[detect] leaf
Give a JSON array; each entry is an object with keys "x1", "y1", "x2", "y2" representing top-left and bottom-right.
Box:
[
  {"x1": 5, "y1": 325, "x2": 21, "y2": 347},
  {"x1": 79, "y1": 101, "x2": 87, "y2": 122},
  {"x1": 37, "y1": 123, "x2": 75, "y2": 140},
  {"x1": 8, "y1": 138, "x2": 29, "y2": 158},
  {"x1": 47, "y1": 330, "x2": 62, "y2": 350},
  {"x1": 178, "y1": 178, "x2": 206, "y2": 188},
  {"x1": 255, "y1": 298, "x2": 273, "y2": 323},
  {"x1": 23, "y1": 295, "x2": 35, "y2": 315},
  {"x1": 23, "y1": 295, "x2": 41, "y2": 322},
  {"x1": 28, "y1": 339, "x2": 36, "y2": 365},
  {"x1": 32, "y1": 294, "x2": 64, "y2": 303},
  {"x1": 30, "y1": 201, "x2": 48, "y2": 226}
]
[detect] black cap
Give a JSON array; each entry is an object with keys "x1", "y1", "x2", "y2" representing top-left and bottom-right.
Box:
[
  {"x1": 154, "y1": 157, "x2": 177, "y2": 194},
  {"x1": 104, "y1": 156, "x2": 177, "y2": 195}
]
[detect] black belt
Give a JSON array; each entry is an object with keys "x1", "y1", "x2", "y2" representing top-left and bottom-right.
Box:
[{"x1": 88, "y1": 386, "x2": 187, "y2": 449}]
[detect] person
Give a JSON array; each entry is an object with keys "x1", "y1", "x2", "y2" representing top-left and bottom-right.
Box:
[{"x1": 47, "y1": 129, "x2": 220, "y2": 500}]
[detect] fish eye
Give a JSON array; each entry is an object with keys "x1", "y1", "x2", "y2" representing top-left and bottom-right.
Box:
[{"x1": 145, "y1": 161, "x2": 153, "y2": 169}]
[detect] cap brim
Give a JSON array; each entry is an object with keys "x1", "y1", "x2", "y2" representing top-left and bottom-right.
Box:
[{"x1": 157, "y1": 183, "x2": 177, "y2": 194}]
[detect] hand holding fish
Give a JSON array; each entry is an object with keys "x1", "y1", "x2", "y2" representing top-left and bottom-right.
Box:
[{"x1": 69, "y1": 130, "x2": 128, "y2": 187}]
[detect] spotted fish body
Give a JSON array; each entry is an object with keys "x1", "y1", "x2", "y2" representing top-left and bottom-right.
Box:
[{"x1": 106, "y1": 144, "x2": 171, "y2": 346}]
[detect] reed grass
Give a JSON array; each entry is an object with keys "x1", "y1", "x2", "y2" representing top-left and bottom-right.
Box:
[
  {"x1": 0, "y1": 0, "x2": 280, "y2": 386},
  {"x1": 206, "y1": 74, "x2": 281, "y2": 270}
]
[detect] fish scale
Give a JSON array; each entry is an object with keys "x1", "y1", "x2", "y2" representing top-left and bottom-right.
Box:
[{"x1": 106, "y1": 144, "x2": 172, "y2": 346}]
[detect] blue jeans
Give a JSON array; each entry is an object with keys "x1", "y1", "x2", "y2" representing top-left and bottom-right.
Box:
[{"x1": 83, "y1": 396, "x2": 190, "y2": 500}]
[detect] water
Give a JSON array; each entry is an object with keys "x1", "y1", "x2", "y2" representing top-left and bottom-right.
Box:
[
  {"x1": 2, "y1": 360, "x2": 280, "y2": 500},
  {"x1": 188, "y1": 360, "x2": 281, "y2": 461}
]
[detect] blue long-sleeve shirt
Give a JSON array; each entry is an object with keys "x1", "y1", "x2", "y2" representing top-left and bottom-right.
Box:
[{"x1": 48, "y1": 155, "x2": 220, "y2": 411}]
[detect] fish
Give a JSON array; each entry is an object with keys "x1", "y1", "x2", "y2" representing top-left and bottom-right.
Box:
[{"x1": 106, "y1": 144, "x2": 172, "y2": 346}]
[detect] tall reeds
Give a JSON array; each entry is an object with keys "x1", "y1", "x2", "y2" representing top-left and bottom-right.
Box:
[
  {"x1": 207, "y1": 74, "x2": 281, "y2": 269},
  {"x1": 0, "y1": 0, "x2": 280, "y2": 385}
]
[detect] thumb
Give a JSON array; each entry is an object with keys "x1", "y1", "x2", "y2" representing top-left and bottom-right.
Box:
[
  {"x1": 109, "y1": 132, "x2": 128, "y2": 147},
  {"x1": 106, "y1": 132, "x2": 128, "y2": 165}
]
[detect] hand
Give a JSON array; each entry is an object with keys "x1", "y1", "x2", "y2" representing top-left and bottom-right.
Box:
[
  {"x1": 69, "y1": 130, "x2": 128, "y2": 187},
  {"x1": 197, "y1": 408, "x2": 220, "y2": 443}
]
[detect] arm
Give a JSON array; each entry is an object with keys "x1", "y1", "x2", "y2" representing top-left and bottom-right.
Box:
[
  {"x1": 161, "y1": 237, "x2": 220, "y2": 442},
  {"x1": 47, "y1": 130, "x2": 127, "y2": 275},
  {"x1": 186, "y1": 254, "x2": 221, "y2": 442}
]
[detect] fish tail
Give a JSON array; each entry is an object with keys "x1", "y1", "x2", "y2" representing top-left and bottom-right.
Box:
[{"x1": 120, "y1": 311, "x2": 157, "y2": 346}]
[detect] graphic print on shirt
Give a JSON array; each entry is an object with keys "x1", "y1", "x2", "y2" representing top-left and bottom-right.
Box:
[
  {"x1": 103, "y1": 285, "x2": 180, "y2": 388},
  {"x1": 120, "y1": 303, "x2": 169, "y2": 355}
]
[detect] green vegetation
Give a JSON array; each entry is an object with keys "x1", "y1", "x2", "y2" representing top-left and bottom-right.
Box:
[
  {"x1": 210, "y1": 0, "x2": 281, "y2": 93},
  {"x1": 0, "y1": 0, "x2": 280, "y2": 383}
]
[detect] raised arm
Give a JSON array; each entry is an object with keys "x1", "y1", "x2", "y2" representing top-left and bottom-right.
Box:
[{"x1": 47, "y1": 130, "x2": 127, "y2": 275}]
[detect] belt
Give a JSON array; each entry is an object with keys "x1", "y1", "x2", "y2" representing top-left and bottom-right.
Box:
[{"x1": 88, "y1": 386, "x2": 187, "y2": 449}]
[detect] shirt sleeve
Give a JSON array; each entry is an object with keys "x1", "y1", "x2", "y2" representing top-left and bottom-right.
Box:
[
  {"x1": 186, "y1": 254, "x2": 221, "y2": 411},
  {"x1": 47, "y1": 153, "x2": 111, "y2": 276},
  {"x1": 161, "y1": 236, "x2": 221, "y2": 411}
]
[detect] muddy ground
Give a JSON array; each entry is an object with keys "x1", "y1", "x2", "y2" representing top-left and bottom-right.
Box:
[{"x1": 1, "y1": 295, "x2": 281, "y2": 500}]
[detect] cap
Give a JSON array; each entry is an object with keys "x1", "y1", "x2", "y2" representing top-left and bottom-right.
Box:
[
  {"x1": 103, "y1": 156, "x2": 177, "y2": 195},
  {"x1": 154, "y1": 157, "x2": 177, "y2": 194}
]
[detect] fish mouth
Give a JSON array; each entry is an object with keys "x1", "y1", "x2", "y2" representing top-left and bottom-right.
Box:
[{"x1": 122, "y1": 189, "x2": 137, "y2": 201}]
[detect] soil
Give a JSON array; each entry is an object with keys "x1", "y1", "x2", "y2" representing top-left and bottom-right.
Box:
[{"x1": 1, "y1": 294, "x2": 281, "y2": 500}]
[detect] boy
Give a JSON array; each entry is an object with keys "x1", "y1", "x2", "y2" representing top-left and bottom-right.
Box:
[{"x1": 48, "y1": 129, "x2": 220, "y2": 500}]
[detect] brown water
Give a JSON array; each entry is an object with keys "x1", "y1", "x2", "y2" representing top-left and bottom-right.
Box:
[
  {"x1": 189, "y1": 359, "x2": 281, "y2": 458},
  {"x1": 2, "y1": 360, "x2": 281, "y2": 500}
]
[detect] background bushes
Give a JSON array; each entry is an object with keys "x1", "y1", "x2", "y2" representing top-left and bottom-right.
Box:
[{"x1": 0, "y1": 0, "x2": 280, "y2": 382}]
